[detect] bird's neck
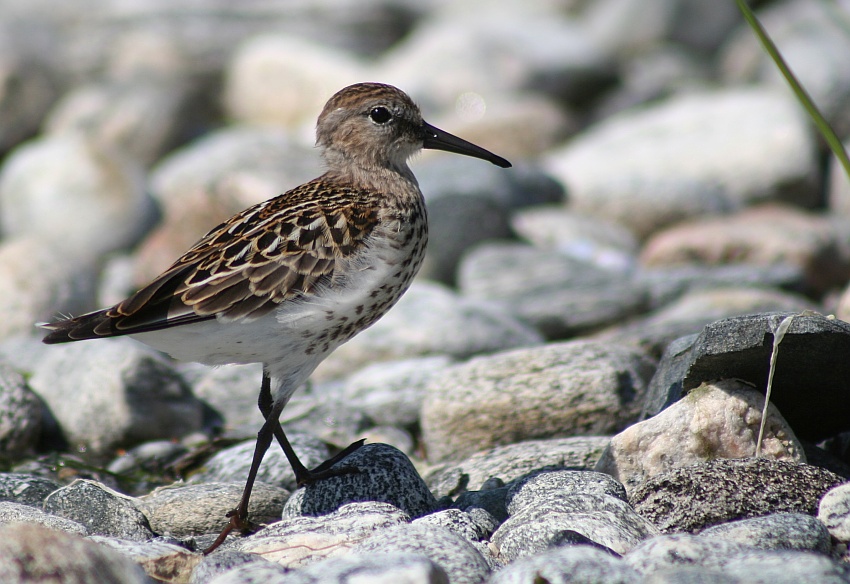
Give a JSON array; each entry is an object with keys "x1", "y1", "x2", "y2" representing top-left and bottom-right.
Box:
[{"x1": 322, "y1": 151, "x2": 420, "y2": 195}]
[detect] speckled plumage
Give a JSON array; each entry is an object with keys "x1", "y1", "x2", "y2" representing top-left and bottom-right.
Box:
[{"x1": 41, "y1": 82, "x2": 510, "y2": 552}]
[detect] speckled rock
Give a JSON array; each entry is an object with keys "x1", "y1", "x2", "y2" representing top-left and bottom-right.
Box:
[
  {"x1": 236, "y1": 502, "x2": 409, "y2": 568},
  {"x1": 43, "y1": 479, "x2": 154, "y2": 541},
  {"x1": 630, "y1": 458, "x2": 844, "y2": 533},
  {"x1": 699, "y1": 512, "x2": 831, "y2": 554},
  {"x1": 818, "y1": 482, "x2": 850, "y2": 542},
  {"x1": 282, "y1": 443, "x2": 437, "y2": 520},
  {"x1": 0, "y1": 501, "x2": 87, "y2": 535},
  {"x1": 0, "y1": 472, "x2": 61, "y2": 506},
  {"x1": 0, "y1": 362, "x2": 43, "y2": 460},
  {"x1": 421, "y1": 340, "x2": 654, "y2": 463},
  {"x1": 596, "y1": 380, "x2": 805, "y2": 495},
  {"x1": 351, "y1": 523, "x2": 490, "y2": 584},
  {"x1": 489, "y1": 545, "x2": 641, "y2": 584},
  {"x1": 0, "y1": 523, "x2": 152, "y2": 583}
]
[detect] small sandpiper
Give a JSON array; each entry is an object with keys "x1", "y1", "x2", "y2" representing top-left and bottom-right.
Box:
[{"x1": 41, "y1": 82, "x2": 511, "y2": 553}]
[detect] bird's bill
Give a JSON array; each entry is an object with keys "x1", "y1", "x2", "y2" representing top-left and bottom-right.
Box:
[{"x1": 420, "y1": 122, "x2": 512, "y2": 168}]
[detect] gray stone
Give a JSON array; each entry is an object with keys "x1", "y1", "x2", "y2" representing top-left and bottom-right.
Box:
[
  {"x1": 0, "y1": 133, "x2": 152, "y2": 257},
  {"x1": 288, "y1": 553, "x2": 449, "y2": 584},
  {"x1": 640, "y1": 312, "x2": 850, "y2": 442},
  {"x1": 340, "y1": 356, "x2": 453, "y2": 428},
  {"x1": 699, "y1": 512, "x2": 831, "y2": 554},
  {"x1": 544, "y1": 88, "x2": 818, "y2": 239},
  {"x1": 425, "y1": 436, "x2": 611, "y2": 498},
  {"x1": 593, "y1": 287, "x2": 816, "y2": 360},
  {"x1": 489, "y1": 545, "x2": 641, "y2": 584},
  {"x1": 186, "y1": 363, "x2": 265, "y2": 434},
  {"x1": 624, "y1": 533, "x2": 754, "y2": 574},
  {"x1": 720, "y1": 549, "x2": 850, "y2": 584},
  {"x1": 510, "y1": 207, "x2": 638, "y2": 271},
  {"x1": 188, "y1": 433, "x2": 329, "y2": 492},
  {"x1": 43, "y1": 479, "x2": 153, "y2": 541},
  {"x1": 641, "y1": 566, "x2": 743, "y2": 584},
  {"x1": 237, "y1": 502, "x2": 409, "y2": 568},
  {"x1": 191, "y1": 551, "x2": 277, "y2": 584},
  {"x1": 0, "y1": 472, "x2": 61, "y2": 506},
  {"x1": 0, "y1": 501, "x2": 87, "y2": 536},
  {"x1": 0, "y1": 237, "x2": 98, "y2": 341},
  {"x1": 45, "y1": 79, "x2": 196, "y2": 167},
  {"x1": 351, "y1": 523, "x2": 490, "y2": 584},
  {"x1": 506, "y1": 470, "x2": 629, "y2": 516},
  {"x1": 30, "y1": 338, "x2": 204, "y2": 455},
  {"x1": 282, "y1": 444, "x2": 437, "y2": 520},
  {"x1": 596, "y1": 380, "x2": 805, "y2": 495},
  {"x1": 314, "y1": 281, "x2": 543, "y2": 381},
  {"x1": 206, "y1": 561, "x2": 290, "y2": 584},
  {"x1": 630, "y1": 459, "x2": 844, "y2": 533},
  {"x1": 413, "y1": 509, "x2": 486, "y2": 543},
  {"x1": 89, "y1": 536, "x2": 199, "y2": 583},
  {"x1": 457, "y1": 242, "x2": 648, "y2": 339},
  {"x1": 0, "y1": 523, "x2": 152, "y2": 584},
  {"x1": 818, "y1": 482, "x2": 850, "y2": 542},
  {"x1": 142, "y1": 481, "x2": 289, "y2": 539},
  {"x1": 107, "y1": 439, "x2": 188, "y2": 476},
  {"x1": 421, "y1": 340, "x2": 654, "y2": 463},
  {"x1": 0, "y1": 362, "x2": 42, "y2": 459}
]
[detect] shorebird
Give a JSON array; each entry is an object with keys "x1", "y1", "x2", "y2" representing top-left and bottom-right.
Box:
[{"x1": 41, "y1": 82, "x2": 511, "y2": 552}]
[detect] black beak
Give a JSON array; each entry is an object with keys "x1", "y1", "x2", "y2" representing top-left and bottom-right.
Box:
[{"x1": 420, "y1": 121, "x2": 512, "y2": 168}]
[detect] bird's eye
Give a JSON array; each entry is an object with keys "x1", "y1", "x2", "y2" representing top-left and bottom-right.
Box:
[{"x1": 369, "y1": 107, "x2": 392, "y2": 124}]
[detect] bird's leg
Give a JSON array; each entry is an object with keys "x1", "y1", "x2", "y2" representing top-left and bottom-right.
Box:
[
  {"x1": 202, "y1": 401, "x2": 276, "y2": 555},
  {"x1": 258, "y1": 370, "x2": 364, "y2": 487}
]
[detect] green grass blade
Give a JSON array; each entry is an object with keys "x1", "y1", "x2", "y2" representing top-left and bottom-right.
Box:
[{"x1": 735, "y1": 0, "x2": 850, "y2": 181}]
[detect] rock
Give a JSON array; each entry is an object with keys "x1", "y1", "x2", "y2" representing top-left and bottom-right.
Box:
[
  {"x1": 191, "y1": 550, "x2": 278, "y2": 584},
  {"x1": 206, "y1": 560, "x2": 291, "y2": 584},
  {"x1": 0, "y1": 133, "x2": 153, "y2": 257},
  {"x1": 413, "y1": 509, "x2": 487, "y2": 544},
  {"x1": 818, "y1": 482, "x2": 850, "y2": 542},
  {"x1": 640, "y1": 312, "x2": 850, "y2": 442},
  {"x1": 593, "y1": 287, "x2": 816, "y2": 359},
  {"x1": 237, "y1": 502, "x2": 409, "y2": 568},
  {"x1": 421, "y1": 340, "x2": 654, "y2": 463},
  {"x1": 489, "y1": 545, "x2": 641, "y2": 584},
  {"x1": 142, "y1": 482, "x2": 289, "y2": 539},
  {"x1": 624, "y1": 533, "x2": 755, "y2": 574},
  {"x1": 699, "y1": 512, "x2": 831, "y2": 554},
  {"x1": 510, "y1": 206, "x2": 638, "y2": 271},
  {"x1": 0, "y1": 472, "x2": 60, "y2": 506},
  {"x1": 223, "y1": 34, "x2": 367, "y2": 129},
  {"x1": 544, "y1": 88, "x2": 818, "y2": 238},
  {"x1": 282, "y1": 443, "x2": 437, "y2": 520},
  {"x1": 351, "y1": 523, "x2": 491, "y2": 584},
  {"x1": 43, "y1": 479, "x2": 154, "y2": 541},
  {"x1": 492, "y1": 470, "x2": 655, "y2": 560},
  {"x1": 0, "y1": 361, "x2": 42, "y2": 459},
  {"x1": 457, "y1": 242, "x2": 648, "y2": 339},
  {"x1": 187, "y1": 433, "x2": 329, "y2": 492},
  {"x1": 0, "y1": 523, "x2": 152, "y2": 584},
  {"x1": 596, "y1": 380, "x2": 805, "y2": 495},
  {"x1": 313, "y1": 281, "x2": 543, "y2": 381},
  {"x1": 0, "y1": 501, "x2": 87, "y2": 536},
  {"x1": 720, "y1": 0, "x2": 850, "y2": 137},
  {"x1": 340, "y1": 356, "x2": 453, "y2": 428},
  {"x1": 44, "y1": 79, "x2": 196, "y2": 167},
  {"x1": 640, "y1": 204, "x2": 850, "y2": 295},
  {"x1": 719, "y1": 550, "x2": 850, "y2": 584},
  {"x1": 425, "y1": 436, "x2": 611, "y2": 498},
  {"x1": 29, "y1": 338, "x2": 204, "y2": 455},
  {"x1": 284, "y1": 553, "x2": 449, "y2": 584},
  {"x1": 90, "y1": 536, "x2": 200, "y2": 584},
  {"x1": 188, "y1": 363, "x2": 265, "y2": 434},
  {"x1": 0, "y1": 237, "x2": 98, "y2": 341},
  {"x1": 630, "y1": 458, "x2": 844, "y2": 533}
]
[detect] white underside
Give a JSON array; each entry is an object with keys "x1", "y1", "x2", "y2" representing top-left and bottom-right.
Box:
[{"x1": 130, "y1": 238, "x2": 408, "y2": 403}]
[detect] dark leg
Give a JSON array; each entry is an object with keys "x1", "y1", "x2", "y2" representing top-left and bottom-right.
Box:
[
  {"x1": 203, "y1": 369, "x2": 364, "y2": 555},
  {"x1": 257, "y1": 370, "x2": 365, "y2": 486}
]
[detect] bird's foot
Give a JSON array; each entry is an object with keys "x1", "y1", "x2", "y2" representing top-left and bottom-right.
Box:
[
  {"x1": 295, "y1": 439, "x2": 366, "y2": 487},
  {"x1": 202, "y1": 507, "x2": 256, "y2": 555}
]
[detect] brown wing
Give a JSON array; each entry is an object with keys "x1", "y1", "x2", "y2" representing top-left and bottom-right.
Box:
[{"x1": 42, "y1": 178, "x2": 379, "y2": 343}]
